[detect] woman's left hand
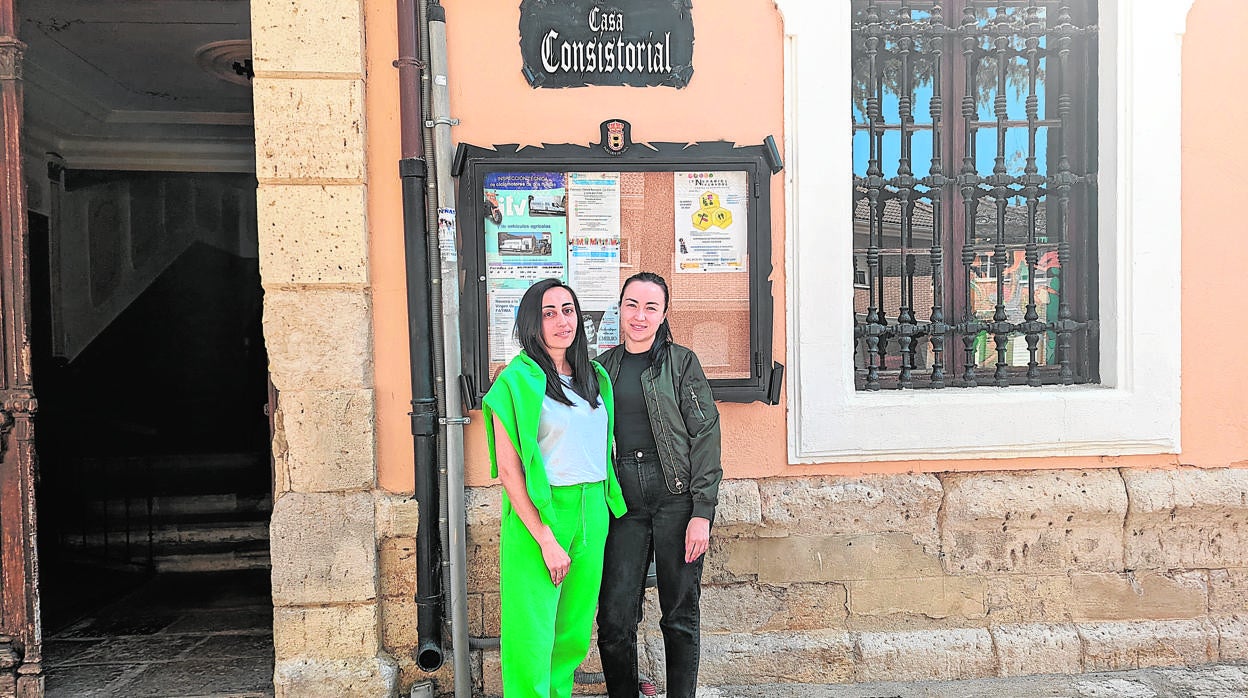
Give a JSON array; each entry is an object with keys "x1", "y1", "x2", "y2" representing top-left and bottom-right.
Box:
[{"x1": 684, "y1": 516, "x2": 711, "y2": 563}]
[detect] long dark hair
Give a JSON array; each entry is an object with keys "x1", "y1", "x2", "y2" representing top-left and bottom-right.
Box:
[
  {"x1": 514, "y1": 278, "x2": 601, "y2": 408},
  {"x1": 619, "y1": 271, "x2": 672, "y2": 366}
]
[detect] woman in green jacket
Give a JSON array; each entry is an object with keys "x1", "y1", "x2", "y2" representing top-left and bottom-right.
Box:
[
  {"x1": 596, "y1": 272, "x2": 723, "y2": 698},
  {"x1": 483, "y1": 278, "x2": 626, "y2": 698}
]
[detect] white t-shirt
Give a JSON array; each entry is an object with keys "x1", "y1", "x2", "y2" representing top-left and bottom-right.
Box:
[{"x1": 538, "y1": 375, "x2": 609, "y2": 486}]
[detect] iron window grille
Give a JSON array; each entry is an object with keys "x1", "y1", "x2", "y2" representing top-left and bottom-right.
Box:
[{"x1": 851, "y1": 0, "x2": 1098, "y2": 390}]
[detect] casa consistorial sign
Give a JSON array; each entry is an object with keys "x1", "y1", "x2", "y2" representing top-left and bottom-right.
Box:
[{"x1": 519, "y1": 0, "x2": 694, "y2": 89}]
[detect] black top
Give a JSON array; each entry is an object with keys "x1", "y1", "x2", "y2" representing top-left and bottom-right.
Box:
[{"x1": 613, "y1": 349, "x2": 657, "y2": 452}]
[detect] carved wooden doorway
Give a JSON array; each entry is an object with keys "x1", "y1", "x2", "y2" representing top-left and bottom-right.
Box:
[{"x1": 0, "y1": 0, "x2": 44, "y2": 695}]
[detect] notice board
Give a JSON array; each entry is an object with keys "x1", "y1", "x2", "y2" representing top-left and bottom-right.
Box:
[{"x1": 455, "y1": 140, "x2": 782, "y2": 404}]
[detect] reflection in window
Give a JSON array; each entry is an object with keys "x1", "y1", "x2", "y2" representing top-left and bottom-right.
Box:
[{"x1": 851, "y1": 0, "x2": 1097, "y2": 389}]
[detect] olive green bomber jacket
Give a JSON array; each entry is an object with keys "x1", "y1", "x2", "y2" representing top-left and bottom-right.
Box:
[{"x1": 597, "y1": 341, "x2": 723, "y2": 522}]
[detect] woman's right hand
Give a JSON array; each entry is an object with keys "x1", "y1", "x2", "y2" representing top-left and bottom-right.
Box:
[{"x1": 539, "y1": 535, "x2": 571, "y2": 585}]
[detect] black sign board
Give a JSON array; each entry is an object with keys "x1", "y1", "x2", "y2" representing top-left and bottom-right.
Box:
[{"x1": 519, "y1": 0, "x2": 694, "y2": 89}]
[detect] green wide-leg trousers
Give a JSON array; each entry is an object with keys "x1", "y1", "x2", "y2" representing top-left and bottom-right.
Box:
[{"x1": 501, "y1": 481, "x2": 609, "y2": 698}]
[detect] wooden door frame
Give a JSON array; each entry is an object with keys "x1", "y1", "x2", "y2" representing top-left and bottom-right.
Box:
[{"x1": 0, "y1": 0, "x2": 43, "y2": 694}]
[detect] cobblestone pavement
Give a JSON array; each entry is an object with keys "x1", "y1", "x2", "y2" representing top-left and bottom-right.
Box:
[
  {"x1": 42, "y1": 569, "x2": 274, "y2": 697},
  {"x1": 682, "y1": 664, "x2": 1248, "y2": 698}
]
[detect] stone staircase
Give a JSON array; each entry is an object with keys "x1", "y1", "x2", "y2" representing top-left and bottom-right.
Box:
[{"x1": 51, "y1": 451, "x2": 272, "y2": 573}]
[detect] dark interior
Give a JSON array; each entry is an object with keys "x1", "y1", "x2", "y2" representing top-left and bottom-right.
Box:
[{"x1": 27, "y1": 176, "x2": 272, "y2": 633}]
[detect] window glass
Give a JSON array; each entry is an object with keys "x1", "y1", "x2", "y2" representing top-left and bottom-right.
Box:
[
  {"x1": 850, "y1": 0, "x2": 1097, "y2": 389},
  {"x1": 481, "y1": 170, "x2": 753, "y2": 381}
]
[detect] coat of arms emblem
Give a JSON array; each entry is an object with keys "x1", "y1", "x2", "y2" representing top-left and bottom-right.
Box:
[{"x1": 600, "y1": 119, "x2": 631, "y2": 155}]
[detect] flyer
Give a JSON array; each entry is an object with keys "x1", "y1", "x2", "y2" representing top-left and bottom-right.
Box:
[
  {"x1": 566, "y1": 172, "x2": 622, "y2": 359},
  {"x1": 437, "y1": 207, "x2": 457, "y2": 264},
  {"x1": 484, "y1": 171, "x2": 568, "y2": 290},
  {"x1": 567, "y1": 172, "x2": 621, "y2": 240},
  {"x1": 487, "y1": 288, "x2": 525, "y2": 368},
  {"x1": 568, "y1": 236, "x2": 621, "y2": 328},
  {"x1": 484, "y1": 172, "x2": 567, "y2": 365},
  {"x1": 592, "y1": 303, "x2": 620, "y2": 357},
  {"x1": 567, "y1": 171, "x2": 622, "y2": 310},
  {"x1": 673, "y1": 170, "x2": 749, "y2": 273}
]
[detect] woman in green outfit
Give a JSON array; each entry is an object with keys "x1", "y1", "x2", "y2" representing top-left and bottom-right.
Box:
[{"x1": 483, "y1": 278, "x2": 627, "y2": 698}]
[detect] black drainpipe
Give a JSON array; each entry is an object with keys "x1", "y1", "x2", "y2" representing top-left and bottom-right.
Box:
[{"x1": 397, "y1": 0, "x2": 444, "y2": 672}]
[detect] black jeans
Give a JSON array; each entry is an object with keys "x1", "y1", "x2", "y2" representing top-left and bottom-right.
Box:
[{"x1": 597, "y1": 449, "x2": 703, "y2": 698}]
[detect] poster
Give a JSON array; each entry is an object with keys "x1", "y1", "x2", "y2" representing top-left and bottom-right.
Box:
[
  {"x1": 484, "y1": 172, "x2": 567, "y2": 368},
  {"x1": 567, "y1": 172, "x2": 621, "y2": 240},
  {"x1": 592, "y1": 303, "x2": 620, "y2": 357},
  {"x1": 673, "y1": 171, "x2": 749, "y2": 273},
  {"x1": 567, "y1": 172, "x2": 622, "y2": 309},
  {"x1": 488, "y1": 289, "x2": 525, "y2": 372},
  {"x1": 437, "y1": 207, "x2": 457, "y2": 264},
  {"x1": 484, "y1": 171, "x2": 568, "y2": 290}
]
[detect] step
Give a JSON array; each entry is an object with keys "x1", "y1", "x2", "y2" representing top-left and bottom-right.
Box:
[
  {"x1": 152, "y1": 492, "x2": 272, "y2": 518},
  {"x1": 121, "y1": 538, "x2": 271, "y2": 573},
  {"x1": 81, "y1": 492, "x2": 272, "y2": 520},
  {"x1": 150, "y1": 548, "x2": 271, "y2": 573},
  {"x1": 149, "y1": 520, "x2": 269, "y2": 547},
  {"x1": 62, "y1": 521, "x2": 268, "y2": 551}
]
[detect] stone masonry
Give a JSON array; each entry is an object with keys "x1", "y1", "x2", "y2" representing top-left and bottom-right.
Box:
[
  {"x1": 462, "y1": 467, "x2": 1248, "y2": 696},
  {"x1": 250, "y1": 0, "x2": 400, "y2": 694}
]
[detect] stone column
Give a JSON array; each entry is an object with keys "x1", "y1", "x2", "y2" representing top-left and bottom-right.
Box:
[{"x1": 249, "y1": 0, "x2": 396, "y2": 694}]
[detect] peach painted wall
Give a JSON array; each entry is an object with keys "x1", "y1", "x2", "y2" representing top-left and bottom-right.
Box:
[
  {"x1": 370, "y1": 0, "x2": 1247, "y2": 493},
  {"x1": 1179, "y1": 0, "x2": 1248, "y2": 467},
  {"x1": 367, "y1": 0, "x2": 410, "y2": 492}
]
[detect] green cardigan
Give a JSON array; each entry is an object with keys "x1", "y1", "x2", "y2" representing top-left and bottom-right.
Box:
[{"x1": 482, "y1": 352, "x2": 627, "y2": 526}]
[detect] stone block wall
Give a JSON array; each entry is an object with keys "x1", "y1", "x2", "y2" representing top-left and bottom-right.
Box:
[
  {"x1": 461, "y1": 467, "x2": 1248, "y2": 694},
  {"x1": 250, "y1": 0, "x2": 401, "y2": 694}
]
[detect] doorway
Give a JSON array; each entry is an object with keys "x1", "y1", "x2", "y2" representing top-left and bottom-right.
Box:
[
  {"x1": 29, "y1": 172, "x2": 275, "y2": 695},
  {"x1": 11, "y1": 0, "x2": 271, "y2": 694}
]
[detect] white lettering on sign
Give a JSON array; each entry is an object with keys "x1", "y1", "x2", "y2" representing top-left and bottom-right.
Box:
[
  {"x1": 588, "y1": 7, "x2": 624, "y2": 33},
  {"x1": 541, "y1": 29, "x2": 561, "y2": 72},
  {"x1": 539, "y1": 30, "x2": 671, "y2": 76}
]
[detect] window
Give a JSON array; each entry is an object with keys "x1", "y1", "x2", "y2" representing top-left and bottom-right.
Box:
[
  {"x1": 780, "y1": 1, "x2": 1187, "y2": 462},
  {"x1": 455, "y1": 140, "x2": 784, "y2": 406},
  {"x1": 851, "y1": 0, "x2": 1098, "y2": 390}
]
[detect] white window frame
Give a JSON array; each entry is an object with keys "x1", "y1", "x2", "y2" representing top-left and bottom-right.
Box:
[{"x1": 781, "y1": 1, "x2": 1192, "y2": 463}]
